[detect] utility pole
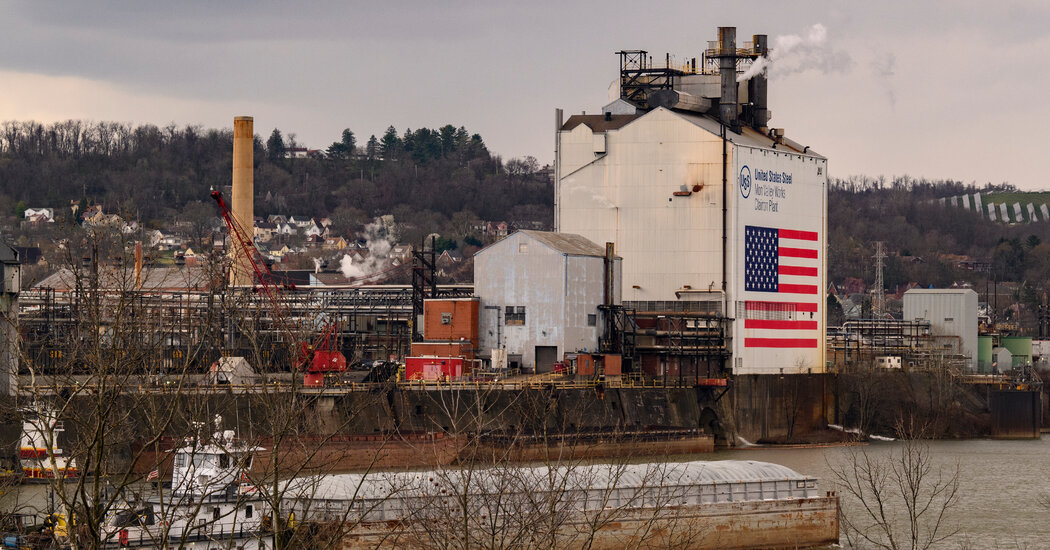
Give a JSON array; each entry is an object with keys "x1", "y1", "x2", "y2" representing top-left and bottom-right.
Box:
[{"x1": 872, "y1": 241, "x2": 886, "y2": 319}]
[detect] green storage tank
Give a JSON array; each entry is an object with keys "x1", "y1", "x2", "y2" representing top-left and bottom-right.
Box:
[
  {"x1": 1000, "y1": 336, "x2": 1033, "y2": 368},
  {"x1": 978, "y1": 335, "x2": 994, "y2": 373}
]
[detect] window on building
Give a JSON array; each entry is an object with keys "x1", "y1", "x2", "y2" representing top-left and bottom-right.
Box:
[
  {"x1": 219, "y1": 454, "x2": 229, "y2": 468},
  {"x1": 506, "y1": 306, "x2": 526, "y2": 326},
  {"x1": 587, "y1": 314, "x2": 597, "y2": 327},
  {"x1": 245, "y1": 505, "x2": 253, "y2": 518},
  {"x1": 441, "y1": 312, "x2": 452, "y2": 325},
  {"x1": 518, "y1": 243, "x2": 528, "y2": 253},
  {"x1": 174, "y1": 454, "x2": 186, "y2": 468}
]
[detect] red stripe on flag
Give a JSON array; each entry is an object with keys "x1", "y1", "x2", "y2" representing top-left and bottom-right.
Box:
[
  {"x1": 778, "y1": 265, "x2": 818, "y2": 277},
  {"x1": 745, "y1": 338, "x2": 819, "y2": 348},
  {"x1": 778, "y1": 284, "x2": 818, "y2": 294},
  {"x1": 745, "y1": 319, "x2": 819, "y2": 330},
  {"x1": 778, "y1": 229, "x2": 819, "y2": 241},
  {"x1": 779, "y1": 247, "x2": 818, "y2": 259},
  {"x1": 745, "y1": 301, "x2": 819, "y2": 312}
]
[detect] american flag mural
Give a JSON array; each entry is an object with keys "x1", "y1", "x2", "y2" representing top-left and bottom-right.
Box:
[{"x1": 743, "y1": 225, "x2": 820, "y2": 349}]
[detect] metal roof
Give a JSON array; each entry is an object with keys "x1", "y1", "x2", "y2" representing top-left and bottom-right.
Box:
[
  {"x1": 561, "y1": 114, "x2": 640, "y2": 133},
  {"x1": 671, "y1": 110, "x2": 824, "y2": 158},
  {"x1": 560, "y1": 108, "x2": 822, "y2": 158},
  {"x1": 0, "y1": 242, "x2": 18, "y2": 264},
  {"x1": 903, "y1": 288, "x2": 978, "y2": 295},
  {"x1": 287, "y1": 459, "x2": 813, "y2": 502},
  {"x1": 517, "y1": 230, "x2": 616, "y2": 258},
  {"x1": 34, "y1": 266, "x2": 213, "y2": 292}
]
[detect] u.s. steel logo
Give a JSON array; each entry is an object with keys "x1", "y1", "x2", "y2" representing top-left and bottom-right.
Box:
[{"x1": 739, "y1": 165, "x2": 752, "y2": 198}]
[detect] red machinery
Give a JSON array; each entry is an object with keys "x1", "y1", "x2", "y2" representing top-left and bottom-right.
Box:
[
  {"x1": 404, "y1": 356, "x2": 465, "y2": 381},
  {"x1": 211, "y1": 191, "x2": 346, "y2": 386}
]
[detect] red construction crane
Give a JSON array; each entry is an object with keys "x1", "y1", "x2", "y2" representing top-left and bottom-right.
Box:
[{"x1": 211, "y1": 190, "x2": 346, "y2": 386}]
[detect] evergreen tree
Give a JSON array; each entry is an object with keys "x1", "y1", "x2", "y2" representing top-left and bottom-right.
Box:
[
  {"x1": 365, "y1": 135, "x2": 379, "y2": 161},
  {"x1": 327, "y1": 128, "x2": 356, "y2": 159},
  {"x1": 379, "y1": 126, "x2": 401, "y2": 160},
  {"x1": 266, "y1": 128, "x2": 286, "y2": 162}
]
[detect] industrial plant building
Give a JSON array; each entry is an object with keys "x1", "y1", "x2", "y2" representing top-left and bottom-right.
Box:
[
  {"x1": 903, "y1": 288, "x2": 979, "y2": 371},
  {"x1": 474, "y1": 230, "x2": 620, "y2": 372},
  {"x1": 555, "y1": 27, "x2": 827, "y2": 376}
]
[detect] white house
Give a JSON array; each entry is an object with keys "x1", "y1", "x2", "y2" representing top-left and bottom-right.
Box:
[
  {"x1": 288, "y1": 216, "x2": 314, "y2": 228},
  {"x1": 473, "y1": 230, "x2": 620, "y2": 373},
  {"x1": 24, "y1": 208, "x2": 54, "y2": 222}
]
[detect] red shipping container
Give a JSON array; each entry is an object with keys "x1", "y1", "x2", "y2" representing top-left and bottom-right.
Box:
[{"x1": 405, "y1": 356, "x2": 466, "y2": 381}]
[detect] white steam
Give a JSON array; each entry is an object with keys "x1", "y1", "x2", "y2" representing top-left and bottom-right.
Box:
[
  {"x1": 339, "y1": 217, "x2": 397, "y2": 281},
  {"x1": 737, "y1": 23, "x2": 852, "y2": 82},
  {"x1": 869, "y1": 52, "x2": 897, "y2": 107},
  {"x1": 738, "y1": 56, "x2": 770, "y2": 82},
  {"x1": 561, "y1": 182, "x2": 616, "y2": 209},
  {"x1": 591, "y1": 193, "x2": 616, "y2": 209}
]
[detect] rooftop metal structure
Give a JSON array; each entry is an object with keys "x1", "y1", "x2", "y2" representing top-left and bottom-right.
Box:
[{"x1": 18, "y1": 283, "x2": 472, "y2": 375}]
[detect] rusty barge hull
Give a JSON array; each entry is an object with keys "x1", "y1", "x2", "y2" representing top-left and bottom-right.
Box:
[{"x1": 339, "y1": 496, "x2": 840, "y2": 549}]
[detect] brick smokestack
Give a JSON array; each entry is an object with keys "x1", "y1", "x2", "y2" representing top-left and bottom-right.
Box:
[
  {"x1": 231, "y1": 116, "x2": 254, "y2": 286},
  {"x1": 134, "y1": 240, "x2": 143, "y2": 290}
]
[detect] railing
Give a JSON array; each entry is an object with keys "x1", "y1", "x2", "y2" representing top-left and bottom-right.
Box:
[
  {"x1": 19, "y1": 371, "x2": 721, "y2": 397},
  {"x1": 102, "y1": 524, "x2": 269, "y2": 548}
]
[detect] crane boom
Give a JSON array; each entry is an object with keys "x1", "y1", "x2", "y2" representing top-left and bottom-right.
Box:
[{"x1": 211, "y1": 191, "x2": 345, "y2": 384}]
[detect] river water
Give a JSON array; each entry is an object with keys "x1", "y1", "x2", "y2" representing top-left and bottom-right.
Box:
[{"x1": 697, "y1": 438, "x2": 1050, "y2": 549}]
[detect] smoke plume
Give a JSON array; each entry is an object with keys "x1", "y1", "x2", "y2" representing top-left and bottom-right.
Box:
[
  {"x1": 738, "y1": 23, "x2": 852, "y2": 82},
  {"x1": 869, "y1": 52, "x2": 897, "y2": 107},
  {"x1": 339, "y1": 217, "x2": 397, "y2": 281}
]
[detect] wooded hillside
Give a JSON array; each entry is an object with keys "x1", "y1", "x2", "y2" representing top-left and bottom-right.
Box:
[
  {"x1": 0, "y1": 120, "x2": 552, "y2": 245},
  {"x1": 2, "y1": 119, "x2": 1048, "y2": 296}
]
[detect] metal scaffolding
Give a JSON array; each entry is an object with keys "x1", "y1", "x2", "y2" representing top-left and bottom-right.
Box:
[{"x1": 18, "y1": 283, "x2": 471, "y2": 375}]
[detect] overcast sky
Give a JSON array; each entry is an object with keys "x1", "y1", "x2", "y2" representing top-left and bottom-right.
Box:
[{"x1": 1, "y1": 1, "x2": 1048, "y2": 188}]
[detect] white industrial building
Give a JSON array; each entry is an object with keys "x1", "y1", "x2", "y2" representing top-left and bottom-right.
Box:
[
  {"x1": 903, "y1": 288, "x2": 978, "y2": 371},
  {"x1": 555, "y1": 28, "x2": 828, "y2": 375},
  {"x1": 473, "y1": 231, "x2": 621, "y2": 373}
]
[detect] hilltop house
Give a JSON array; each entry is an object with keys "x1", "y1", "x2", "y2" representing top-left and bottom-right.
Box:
[{"x1": 24, "y1": 208, "x2": 54, "y2": 224}]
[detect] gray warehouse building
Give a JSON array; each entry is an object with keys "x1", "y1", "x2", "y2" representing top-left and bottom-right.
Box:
[
  {"x1": 903, "y1": 288, "x2": 978, "y2": 371},
  {"x1": 473, "y1": 231, "x2": 621, "y2": 372}
]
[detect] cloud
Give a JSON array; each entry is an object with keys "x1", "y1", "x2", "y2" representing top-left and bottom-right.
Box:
[{"x1": 0, "y1": 69, "x2": 269, "y2": 130}]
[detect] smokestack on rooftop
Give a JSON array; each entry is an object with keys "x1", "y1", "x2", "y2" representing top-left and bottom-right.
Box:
[
  {"x1": 231, "y1": 116, "x2": 254, "y2": 286},
  {"x1": 717, "y1": 27, "x2": 739, "y2": 129},
  {"x1": 134, "y1": 241, "x2": 142, "y2": 290},
  {"x1": 749, "y1": 34, "x2": 770, "y2": 131}
]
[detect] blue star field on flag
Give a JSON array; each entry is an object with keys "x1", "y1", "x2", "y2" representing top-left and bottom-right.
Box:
[{"x1": 745, "y1": 226, "x2": 779, "y2": 292}]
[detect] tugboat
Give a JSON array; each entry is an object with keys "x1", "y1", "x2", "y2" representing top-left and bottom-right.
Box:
[
  {"x1": 20, "y1": 404, "x2": 77, "y2": 481},
  {"x1": 100, "y1": 415, "x2": 272, "y2": 549}
]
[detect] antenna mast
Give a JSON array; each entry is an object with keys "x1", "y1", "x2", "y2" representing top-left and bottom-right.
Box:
[{"x1": 872, "y1": 241, "x2": 886, "y2": 318}]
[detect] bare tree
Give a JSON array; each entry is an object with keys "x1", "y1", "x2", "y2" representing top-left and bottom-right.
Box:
[
  {"x1": 830, "y1": 420, "x2": 961, "y2": 550},
  {"x1": 372, "y1": 385, "x2": 711, "y2": 550}
]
